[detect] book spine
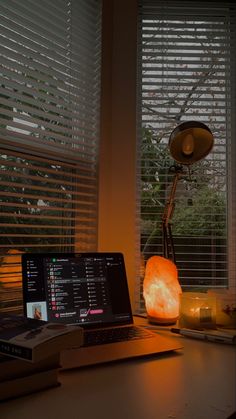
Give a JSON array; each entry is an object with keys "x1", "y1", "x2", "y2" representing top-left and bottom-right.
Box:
[{"x1": 0, "y1": 341, "x2": 32, "y2": 361}]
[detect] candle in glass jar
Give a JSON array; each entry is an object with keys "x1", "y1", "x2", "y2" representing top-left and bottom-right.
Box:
[
  {"x1": 207, "y1": 289, "x2": 236, "y2": 328},
  {"x1": 179, "y1": 292, "x2": 216, "y2": 329}
]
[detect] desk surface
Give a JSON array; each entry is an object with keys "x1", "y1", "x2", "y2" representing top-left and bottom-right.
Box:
[{"x1": 0, "y1": 318, "x2": 235, "y2": 419}]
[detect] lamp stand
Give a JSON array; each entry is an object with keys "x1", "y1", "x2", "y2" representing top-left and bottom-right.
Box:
[{"x1": 161, "y1": 165, "x2": 183, "y2": 263}]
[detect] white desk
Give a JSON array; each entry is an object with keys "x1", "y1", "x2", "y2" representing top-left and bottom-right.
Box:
[{"x1": 0, "y1": 319, "x2": 235, "y2": 419}]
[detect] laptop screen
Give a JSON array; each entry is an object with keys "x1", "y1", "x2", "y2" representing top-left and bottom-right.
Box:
[{"x1": 22, "y1": 252, "x2": 133, "y2": 328}]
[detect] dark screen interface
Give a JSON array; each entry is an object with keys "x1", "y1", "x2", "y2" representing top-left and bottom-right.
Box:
[{"x1": 23, "y1": 253, "x2": 132, "y2": 326}]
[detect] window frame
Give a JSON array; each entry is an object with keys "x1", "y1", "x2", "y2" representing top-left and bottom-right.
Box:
[{"x1": 135, "y1": 0, "x2": 236, "y2": 313}]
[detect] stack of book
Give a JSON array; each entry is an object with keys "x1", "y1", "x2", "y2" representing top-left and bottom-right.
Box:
[
  {"x1": 0, "y1": 314, "x2": 83, "y2": 401},
  {"x1": 0, "y1": 352, "x2": 60, "y2": 401}
]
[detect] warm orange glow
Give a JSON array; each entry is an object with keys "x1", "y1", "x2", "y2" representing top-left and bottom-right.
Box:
[
  {"x1": 143, "y1": 256, "x2": 182, "y2": 324},
  {"x1": 0, "y1": 249, "x2": 22, "y2": 288},
  {"x1": 179, "y1": 292, "x2": 216, "y2": 329}
]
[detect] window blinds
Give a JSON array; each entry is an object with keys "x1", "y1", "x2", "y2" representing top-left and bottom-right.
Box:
[
  {"x1": 0, "y1": 0, "x2": 101, "y2": 161},
  {"x1": 0, "y1": 0, "x2": 101, "y2": 313},
  {"x1": 137, "y1": 0, "x2": 236, "y2": 310}
]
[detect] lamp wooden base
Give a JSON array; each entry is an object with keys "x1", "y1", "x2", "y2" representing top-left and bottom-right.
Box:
[{"x1": 147, "y1": 315, "x2": 178, "y2": 326}]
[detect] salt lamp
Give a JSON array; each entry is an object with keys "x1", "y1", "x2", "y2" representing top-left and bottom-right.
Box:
[{"x1": 143, "y1": 255, "x2": 182, "y2": 325}]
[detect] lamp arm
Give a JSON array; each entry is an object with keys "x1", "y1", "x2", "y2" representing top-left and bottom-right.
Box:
[
  {"x1": 162, "y1": 168, "x2": 182, "y2": 227},
  {"x1": 162, "y1": 166, "x2": 183, "y2": 262}
]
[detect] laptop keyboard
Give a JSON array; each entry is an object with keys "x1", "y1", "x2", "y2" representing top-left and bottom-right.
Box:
[{"x1": 83, "y1": 325, "x2": 154, "y2": 347}]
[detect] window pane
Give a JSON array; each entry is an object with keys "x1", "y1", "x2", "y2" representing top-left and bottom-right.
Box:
[
  {"x1": 0, "y1": 150, "x2": 97, "y2": 252},
  {"x1": 0, "y1": 0, "x2": 101, "y2": 161}
]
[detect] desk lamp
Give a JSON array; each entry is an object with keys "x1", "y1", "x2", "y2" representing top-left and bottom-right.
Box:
[{"x1": 143, "y1": 121, "x2": 214, "y2": 324}]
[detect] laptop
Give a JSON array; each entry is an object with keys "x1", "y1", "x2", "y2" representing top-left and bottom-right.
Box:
[{"x1": 22, "y1": 252, "x2": 182, "y2": 369}]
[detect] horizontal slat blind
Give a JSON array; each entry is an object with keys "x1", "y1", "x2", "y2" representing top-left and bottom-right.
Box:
[
  {"x1": 0, "y1": 149, "x2": 97, "y2": 250},
  {"x1": 0, "y1": 0, "x2": 101, "y2": 313},
  {"x1": 0, "y1": 0, "x2": 101, "y2": 161},
  {"x1": 136, "y1": 0, "x2": 236, "y2": 312}
]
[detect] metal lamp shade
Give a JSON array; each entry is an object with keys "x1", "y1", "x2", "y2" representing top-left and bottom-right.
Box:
[{"x1": 169, "y1": 121, "x2": 214, "y2": 165}]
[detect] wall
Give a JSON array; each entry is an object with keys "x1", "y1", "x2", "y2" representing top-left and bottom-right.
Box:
[{"x1": 98, "y1": 0, "x2": 138, "y2": 309}]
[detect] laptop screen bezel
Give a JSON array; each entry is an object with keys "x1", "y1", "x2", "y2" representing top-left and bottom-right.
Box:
[{"x1": 22, "y1": 252, "x2": 134, "y2": 329}]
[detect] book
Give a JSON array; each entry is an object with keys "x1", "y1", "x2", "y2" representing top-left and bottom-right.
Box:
[
  {"x1": 0, "y1": 314, "x2": 83, "y2": 362},
  {"x1": 0, "y1": 368, "x2": 60, "y2": 402},
  {"x1": 0, "y1": 352, "x2": 60, "y2": 383},
  {"x1": 0, "y1": 347, "x2": 61, "y2": 402}
]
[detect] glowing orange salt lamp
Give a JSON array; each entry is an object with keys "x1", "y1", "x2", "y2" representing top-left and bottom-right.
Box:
[{"x1": 143, "y1": 255, "x2": 182, "y2": 325}]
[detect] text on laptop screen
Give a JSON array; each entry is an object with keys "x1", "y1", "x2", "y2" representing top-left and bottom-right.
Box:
[{"x1": 22, "y1": 253, "x2": 133, "y2": 327}]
